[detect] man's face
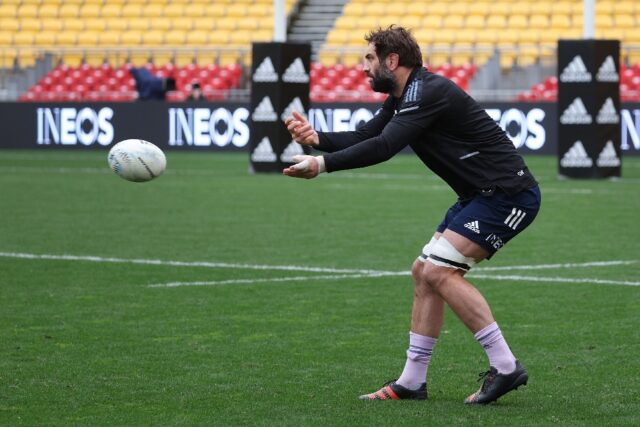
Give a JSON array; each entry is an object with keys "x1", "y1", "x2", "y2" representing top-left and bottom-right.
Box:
[{"x1": 363, "y1": 43, "x2": 396, "y2": 94}]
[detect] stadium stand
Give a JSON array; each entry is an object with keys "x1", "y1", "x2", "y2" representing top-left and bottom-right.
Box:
[{"x1": 1, "y1": 0, "x2": 638, "y2": 102}]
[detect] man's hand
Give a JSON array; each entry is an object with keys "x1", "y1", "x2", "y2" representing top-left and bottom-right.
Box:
[
  {"x1": 285, "y1": 111, "x2": 319, "y2": 147},
  {"x1": 283, "y1": 155, "x2": 325, "y2": 179}
]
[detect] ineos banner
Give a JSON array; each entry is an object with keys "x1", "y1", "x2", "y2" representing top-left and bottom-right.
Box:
[
  {"x1": 557, "y1": 39, "x2": 621, "y2": 178},
  {"x1": 1, "y1": 101, "x2": 639, "y2": 156}
]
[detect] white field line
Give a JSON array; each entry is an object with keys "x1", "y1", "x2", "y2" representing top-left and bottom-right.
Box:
[
  {"x1": 2, "y1": 251, "x2": 638, "y2": 288},
  {"x1": 147, "y1": 273, "x2": 394, "y2": 288},
  {"x1": 0, "y1": 251, "x2": 399, "y2": 275},
  {"x1": 469, "y1": 274, "x2": 640, "y2": 287}
]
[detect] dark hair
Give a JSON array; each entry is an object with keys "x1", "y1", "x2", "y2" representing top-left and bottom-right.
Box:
[{"x1": 365, "y1": 25, "x2": 423, "y2": 68}]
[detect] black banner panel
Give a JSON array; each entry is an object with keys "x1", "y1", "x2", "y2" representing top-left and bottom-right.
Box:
[
  {"x1": 558, "y1": 39, "x2": 621, "y2": 178},
  {"x1": 2, "y1": 101, "x2": 640, "y2": 158},
  {"x1": 249, "y1": 42, "x2": 311, "y2": 173}
]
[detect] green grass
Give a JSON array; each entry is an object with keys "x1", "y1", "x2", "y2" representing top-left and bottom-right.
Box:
[{"x1": 0, "y1": 150, "x2": 639, "y2": 426}]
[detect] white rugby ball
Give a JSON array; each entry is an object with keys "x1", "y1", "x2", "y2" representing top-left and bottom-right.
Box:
[{"x1": 108, "y1": 139, "x2": 166, "y2": 182}]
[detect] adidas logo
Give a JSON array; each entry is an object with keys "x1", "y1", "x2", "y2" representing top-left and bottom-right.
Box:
[
  {"x1": 596, "y1": 140, "x2": 621, "y2": 167},
  {"x1": 252, "y1": 96, "x2": 277, "y2": 122},
  {"x1": 252, "y1": 57, "x2": 278, "y2": 82},
  {"x1": 596, "y1": 55, "x2": 619, "y2": 82},
  {"x1": 250, "y1": 136, "x2": 277, "y2": 162},
  {"x1": 280, "y1": 140, "x2": 304, "y2": 163},
  {"x1": 560, "y1": 140, "x2": 593, "y2": 168},
  {"x1": 281, "y1": 97, "x2": 305, "y2": 122},
  {"x1": 560, "y1": 55, "x2": 592, "y2": 83},
  {"x1": 596, "y1": 97, "x2": 620, "y2": 124},
  {"x1": 282, "y1": 58, "x2": 309, "y2": 83},
  {"x1": 464, "y1": 221, "x2": 480, "y2": 234},
  {"x1": 560, "y1": 97, "x2": 592, "y2": 125}
]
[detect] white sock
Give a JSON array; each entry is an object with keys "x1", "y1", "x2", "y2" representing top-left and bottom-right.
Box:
[
  {"x1": 396, "y1": 332, "x2": 437, "y2": 390},
  {"x1": 474, "y1": 322, "x2": 517, "y2": 374}
]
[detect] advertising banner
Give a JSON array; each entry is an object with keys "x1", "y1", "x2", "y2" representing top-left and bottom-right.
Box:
[
  {"x1": 557, "y1": 39, "x2": 621, "y2": 178},
  {"x1": 249, "y1": 42, "x2": 311, "y2": 173},
  {"x1": 1, "y1": 101, "x2": 640, "y2": 157}
]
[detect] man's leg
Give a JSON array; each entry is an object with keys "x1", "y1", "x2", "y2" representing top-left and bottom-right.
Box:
[{"x1": 422, "y1": 229, "x2": 527, "y2": 403}]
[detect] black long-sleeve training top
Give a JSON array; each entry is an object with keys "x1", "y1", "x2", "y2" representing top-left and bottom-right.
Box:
[{"x1": 317, "y1": 67, "x2": 538, "y2": 199}]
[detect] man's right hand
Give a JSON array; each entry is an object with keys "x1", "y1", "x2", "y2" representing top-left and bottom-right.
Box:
[{"x1": 285, "y1": 111, "x2": 319, "y2": 147}]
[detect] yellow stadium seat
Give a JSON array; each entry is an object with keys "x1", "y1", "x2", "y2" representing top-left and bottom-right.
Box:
[
  {"x1": 62, "y1": 53, "x2": 84, "y2": 67},
  {"x1": 475, "y1": 31, "x2": 498, "y2": 44},
  {"x1": 121, "y1": 31, "x2": 143, "y2": 45},
  {"x1": 85, "y1": 18, "x2": 107, "y2": 32},
  {"x1": 424, "y1": 3, "x2": 448, "y2": 15},
  {"x1": 172, "y1": 17, "x2": 193, "y2": 31},
  {"x1": 596, "y1": 14, "x2": 614, "y2": 28},
  {"x1": 615, "y1": 15, "x2": 635, "y2": 28},
  {"x1": 174, "y1": 52, "x2": 195, "y2": 67},
  {"x1": 326, "y1": 30, "x2": 349, "y2": 46},
  {"x1": 549, "y1": 15, "x2": 571, "y2": 29},
  {"x1": 208, "y1": 32, "x2": 230, "y2": 45},
  {"x1": 193, "y1": 18, "x2": 215, "y2": 31},
  {"x1": 122, "y1": 4, "x2": 143, "y2": 18},
  {"x1": 0, "y1": 31, "x2": 13, "y2": 45},
  {"x1": 99, "y1": 31, "x2": 121, "y2": 46},
  {"x1": 519, "y1": 30, "x2": 540, "y2": 45},
  {"x1": 186, "y1": 31, "x2": 208, "y2": 45},
  {"x1": 143, "y1": 31, "x2": 164, "y2": 46},
  {"x1": 205, "y1": 4, "x2": 227, "y2": 16},
  {"x1": 20, "y1": 17, "x2": 41, "y2": 31},
  {"x1": 79, "y1": 4, "x2": 100, "y2": 18},
  {"x1": 251, "y1": 4, "x2": 270, "y2": 16},
  {"x1": 433, "y1": 30, "x2": 456, "y2": 44},
  {"x1": 163, "y1": 4, "x2": 183, "y2": 18},
  {"x1": 59, "y1": 5, "x2": 79, "y2": 19},
  {"x1": 465, "y1": 15, "x2": 486, "y2": 29},
  {"x1": 165, "y1": 30, "x2": 186, "y2": 45},
  {"x1": 510, "y1": 2, "x2": 531, "y2": 15},
  {"x1": 367, "y1": 3, "x2": 386, "y2": 16},
  {"x1": 422, "y1": 15, "x2": 443, "y2": 29},
  {"x1": 318, "y1": 50, "x2": 339, "y2": 67},
  {"x1": 151, "y1": 17, "x2": 172, "y2": 31},
  {"x1": 237, "y1": 17, "x2": 259, "y2": 30},
  {"x1": 467, "y1": 2, "x2": 491, "y2": 16},
  {"x1": 443, "y1": 15, "x2": 465, "y2": 28},
  {"x1": 551, "y1": 2, "x2": 573, "y2": 15},
  {"x1": 407, "y1": 2, "x2": 428, "y2": 16},
  {"x1": 530, "y1": 14, "x2": 549, "y2": 28},
  {"x1": 486, "y1": 15, "x2": 507, "y2": 29},
  {"x1": 14, "y1": 32, "x2": 35, "y2": 45},
  {"x1": 42, "y1": 19, "x2": 63, "y2": 32},
  {"x1": 18, "y1": 49, "x2": 37, "y2": 68},
  {"x1": 227, "y1": 4, "x2": 248, "y2": 17},
  {"x1": 77, "y1": 31, "x2": 99, "y2": 46},
  {"x1": 253, "y1": 30, "x2": 272, "y2": 42},
  {"x1": 616, "y1": 1, "x2": 635, "y2": 14},
  {"x1": 100, "y1": 4, "x2": 121, "y2": 18},
  {"x1": 216, "y1": 18, "x2": 237, "y2": 31},
  {"x1": 104, "y1": 18, "x2": 126, "y2": 31},
  {"x1": 57, "y1": 32, "x2": 78, "y2": 46},
  {"x1": 34, "y1": 31, "x2": 56, "y2": 46},
  {"x1": 129, "y1": 18, "x2": 150, "y2": 31},
  {"x1": 184, "y1": 4, "x2": 205, "y2": 18},
  {"x1": 455, "y1": 30, "x2": 476, "y2": 43},
  {"x1": 529, "y1": 3, "x2": 551, "y2": 15},
  {"x1": 142, "y1": 4, "x2": 164, "y2": 18},
  {"x1": 63, "y1": 18, "x2": 84, "y2": 32},
  {"x1": 17, "y1": 4, "x2": 38, "y2": 18},
  {"x1": 229, "y1": 32, "x2": 251, "y2": 45},
  {"x1": 257, "y1": 16, "x2": 274, "y2": 30},
  {"x1": 490, "y1": 3, "x2": 510, "y2": 15},
  {"x1": 0, "y1": 5, "x2": 17, "y2": 18},
  {"x1": 0, "y1": 48, "x2": 17, "y2": 69},
  {"x1": 508, "y1": 14, "x2": 528, "y2": 29},
  {"x1": 343, "y1": 3, "x2": 365, "y2": 16},
  {"x1": 335, "y1": 16, "x2": 358, "y2": 30},
  {"x1": 401, "y1": 15, "x2": 422, "y2": 30},
  {"x1": 595, "y1": 2, "x2": 613, "y2": 14},
  {"x1": 38, "y1": 4, "x2": 58, "y2": 18},
  {"x1": 219, "y1": 52, "x2": 241, "y2": 67},
  {"x1": 0, "y1": 18, "x2": 19, "y2": 32}
]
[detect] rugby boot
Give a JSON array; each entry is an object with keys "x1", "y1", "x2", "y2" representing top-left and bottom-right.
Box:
[
  {"x1": 359, "y1": 380, "x2": 427, "y2": 400},
  {"x1": 464, "y1": 360, "x2": 528, "y2": 404}
]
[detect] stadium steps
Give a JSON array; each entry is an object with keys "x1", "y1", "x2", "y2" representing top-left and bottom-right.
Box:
[{"x1": 288, "y1": 0, "x2": 349, "y2": 59}]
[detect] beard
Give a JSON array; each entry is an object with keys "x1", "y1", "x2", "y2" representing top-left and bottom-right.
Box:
[{"x1": 369, "y1": 63, "x2": 397, "y2": 94}]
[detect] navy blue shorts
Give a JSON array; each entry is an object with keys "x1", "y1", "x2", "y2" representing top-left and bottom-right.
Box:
[{"x1": 435, "y1": 186, "x2": 541, "y2": 258}]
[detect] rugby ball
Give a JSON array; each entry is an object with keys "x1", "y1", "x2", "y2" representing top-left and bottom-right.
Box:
[{"x1": 107, "y1": 139, "x2": 166, "y2": 182}]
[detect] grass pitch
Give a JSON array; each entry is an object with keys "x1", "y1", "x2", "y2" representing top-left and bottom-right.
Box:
[{"x1": 0, "y1": 150, "x2": 639, "y2": 426}]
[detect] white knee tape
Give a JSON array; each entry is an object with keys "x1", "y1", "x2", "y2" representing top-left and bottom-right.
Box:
[
  {"x1": 427, "y1": 237, "x2": 476, "y2": 271},
  {"x1": 418, "y1": 237, "x2": 438, "y2": 262}
]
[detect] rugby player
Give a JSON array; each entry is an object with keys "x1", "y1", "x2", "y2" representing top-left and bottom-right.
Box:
[{"x1": 283, "y1": 26, "x2": 541, "y2": 404}]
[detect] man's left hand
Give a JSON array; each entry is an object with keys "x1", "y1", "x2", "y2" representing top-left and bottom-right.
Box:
[{"x1": 282, "y1": 155, "x2": 325, "y2": 179}]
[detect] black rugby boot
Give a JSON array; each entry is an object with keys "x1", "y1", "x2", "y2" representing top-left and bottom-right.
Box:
[{"x1": 464, "y1": 360, "x2": 528, "y2": 404}]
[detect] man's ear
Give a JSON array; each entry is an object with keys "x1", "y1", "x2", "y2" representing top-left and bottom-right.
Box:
[{"x1": 386, "y1": 53, "x2": 400, "y2": 71}]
